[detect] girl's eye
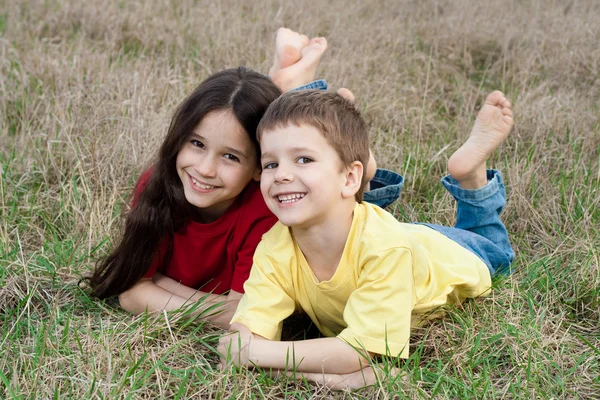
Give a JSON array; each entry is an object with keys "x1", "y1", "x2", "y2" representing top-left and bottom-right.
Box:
[
  {"x1": 191, "y1": 139, "x2": 205, "y2": 148},
  {"x1": 224, "y1": 154, "x2": 240, "y2": 162},
  {"x1": 297, "y1": 157, "x2": 313, "y2": 164},
  {"x1": 263, "y1": 162, "x2": 277, "y2": 170}
]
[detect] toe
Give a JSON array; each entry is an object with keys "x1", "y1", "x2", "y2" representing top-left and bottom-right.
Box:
[{"x1": 485, "y1": 90, "x2": 505, "y2": 105}]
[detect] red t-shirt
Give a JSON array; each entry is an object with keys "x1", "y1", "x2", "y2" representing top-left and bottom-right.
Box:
[{"x1": 134, "y1": 169, "x2": 277, "y2": 294}]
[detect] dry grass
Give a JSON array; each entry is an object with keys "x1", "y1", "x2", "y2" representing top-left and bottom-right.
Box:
[{"x1": 1, "y1": 0, "x2": 599, "y2": 398}]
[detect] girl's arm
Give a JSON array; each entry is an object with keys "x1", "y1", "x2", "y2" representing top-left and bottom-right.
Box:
[
  {"x1": 218, "y1": 323, "x2": 372, "y2": 375},
  {"x1": 118, "y1": 277, "x2": 242, "y2": 329}
]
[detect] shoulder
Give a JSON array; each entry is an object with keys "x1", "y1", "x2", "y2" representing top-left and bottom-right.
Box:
[
  {"x1": 132, "y1": 166, "x2": 155, "y2": 206},
  {"x1": 257, "y1": 222, "x2": 293, "y2": 253},
  {"x1": 238, "y1": 181, "x2": 274, "y2": 219},
  {"x1": 226, "y1": 181, "x2": 277, "y2": 243},
  {"x1": 354, "y1": 202, "x2": 411, "y2": 251}
]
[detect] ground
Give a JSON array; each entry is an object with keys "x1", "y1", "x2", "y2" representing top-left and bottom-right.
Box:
[{"x1": 1, "y1": 0, "x2": 599, "y2": 398}]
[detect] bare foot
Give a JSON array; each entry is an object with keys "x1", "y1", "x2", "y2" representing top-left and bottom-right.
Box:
[
  {"x1": 268, "y1": 28, "x2": 309, "y2": 83},
  {"x1": 270, "y1": 37, "x2": 328, "y2": 92},
  {"x1": 337, "y1": 87, "x2": 356, "y2": 103},
  {"x1": 363, "y1": 150, "x2": 377, "y2": 191},
  {"x1": 447, "y1": 91, "x2": 513, "y2": 189}
]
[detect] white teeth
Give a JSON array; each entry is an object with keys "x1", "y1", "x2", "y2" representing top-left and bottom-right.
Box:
[
  {"x1": 277, "y1": 193, "x2": 305, "y2": 203},
  {"x1": 191, "y1": 177, "x2": 215, "y2": 189}
]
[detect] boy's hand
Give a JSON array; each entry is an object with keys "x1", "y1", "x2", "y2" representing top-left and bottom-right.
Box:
[{"x1": 217, "y1": 323, "x2": 253, "y2": 368}]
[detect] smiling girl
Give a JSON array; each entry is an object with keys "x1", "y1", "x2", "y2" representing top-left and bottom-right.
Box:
[{"x1": 89, "y1": 29, "x2": 329, "y2": 328}]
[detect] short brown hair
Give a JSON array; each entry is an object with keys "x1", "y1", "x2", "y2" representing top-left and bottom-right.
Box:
[{"x1": 257, "y1": 90, "x2": 369, "y2": 201}]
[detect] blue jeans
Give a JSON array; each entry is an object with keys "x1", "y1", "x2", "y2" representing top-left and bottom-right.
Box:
[
  {"x1": 422, "y1": 170, "x2": 514, "y2": 275},
  {"x1": 363, "y1": 169, "x2": 514, "y2": 276},
  {"x1": 364, "y1": 169, "x2": 404, "y2": 208},
  {"x1": 291, "y1": 79, "x2": 328, "y2": 91}
]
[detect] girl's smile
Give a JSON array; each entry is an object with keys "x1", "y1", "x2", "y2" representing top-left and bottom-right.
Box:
[{"x1": 187, "y1": 173, "x2": 220, "y2": 192}]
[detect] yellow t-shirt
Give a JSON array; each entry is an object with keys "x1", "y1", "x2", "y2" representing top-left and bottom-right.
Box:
[{"x1": 231, "y1": 202, "x2": 492, "y2": 358}]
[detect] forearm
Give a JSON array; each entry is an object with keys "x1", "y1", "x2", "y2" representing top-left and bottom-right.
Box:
[
  {"x1": 248, "y1": 336, "x2": 370, "y2": 374},
  {"x1": 119, "y1": 279, "x2": 194, "y2": 313},
  {"x1": 119, "y1": 278, "x2": 239, "y2": 329},
  {"x1": 271, "y1": 366, "x2": 380, "y2": 390},
  {"x1": 153, "y1": 272, "x2": 221, "y2": 303}
]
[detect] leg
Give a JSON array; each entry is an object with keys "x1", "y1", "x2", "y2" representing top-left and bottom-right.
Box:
[
  {"x1": 363, "y1": 168, "x2": 404, "y2": 209},
  {"x1": 429, "y1": 170, "x2": 514, "y2": 274},
  {"x1": 427, "y1": 92, "x2": 515, "y2": 274}
]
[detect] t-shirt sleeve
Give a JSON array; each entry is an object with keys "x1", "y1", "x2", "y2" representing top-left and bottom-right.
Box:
[
  {"x1": 131, "y1": 167, "x2": 154, "y2": 208},
  {"x1": 338, "y1": 247, "x2": 415, "y2": 358},
  {"x1": 230, "y1": 240, "x2": 296, "y2": 340}
]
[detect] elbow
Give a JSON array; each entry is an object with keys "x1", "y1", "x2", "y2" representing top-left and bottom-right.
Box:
[
  {"x1": 340, "y1": 357, "x2": 371, "y2": 375},
  {"x1": 118, "y1": 288, "x2": 141, "y2": 314},
  {"x1": 333, "y1": 342, "x2": 374, "y2": 374}
]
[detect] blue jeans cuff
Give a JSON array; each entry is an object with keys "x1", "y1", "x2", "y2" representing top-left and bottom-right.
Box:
[
  {"x1": 441, "y1": 170, "x2": 504, "y2": 203},
  {"x1": 291, "y1": 79, "x2": 328, "y2": 91},
  {"x1": 363, "y1": 168, "x2": 404, "y2": 208}
]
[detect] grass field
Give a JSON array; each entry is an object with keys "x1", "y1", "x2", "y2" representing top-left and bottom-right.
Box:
[{"x1": 1, "y1": 0, "x2": 599, "y2": 398}]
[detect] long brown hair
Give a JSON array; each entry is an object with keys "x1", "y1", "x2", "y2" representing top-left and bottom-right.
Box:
[{"x1": 89, "y1": 67, "x2": 281, "y2": 299}]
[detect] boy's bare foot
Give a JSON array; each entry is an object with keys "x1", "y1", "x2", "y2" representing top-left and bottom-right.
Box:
[
  {"x1": 447, "y1": 91, "x2": 513, "y2": 189},
  {"x1": 268, "y1": 28, "x2": 309, "y2": 79},
  {"x1": 364, "y1": 150, "x2": 377, "y2": 191},
  {"x1": 270, "y1": 36, "x2": 328, "y2": 92}
]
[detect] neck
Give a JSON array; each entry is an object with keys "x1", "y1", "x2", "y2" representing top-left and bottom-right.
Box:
[{"x1": 291, "y1": 201, "x2": 356, "y2": 281}]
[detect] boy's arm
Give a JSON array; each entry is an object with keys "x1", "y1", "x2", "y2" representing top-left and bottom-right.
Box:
[
  {"x1": 218, "y1": 323, "x2": 372, "y2": 375},
  {"x1": 272, "y1": 365, "x2": 388, "y2": 390}
]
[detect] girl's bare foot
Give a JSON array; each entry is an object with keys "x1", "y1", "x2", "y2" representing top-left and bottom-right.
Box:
[
  {"x1": 270, "y1": 37, "x2": 328, "y2": 92},
  {"x1": 268, "y1": 28, "x2": 309, "y2": 83},
  {"x1": 447, "y1": 91, "x2": 513, "y2": 189}
]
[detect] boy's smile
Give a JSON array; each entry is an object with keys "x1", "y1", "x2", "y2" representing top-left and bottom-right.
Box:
[{"x1": 259, "y1": 123, "x2": 353, "y2": 229}]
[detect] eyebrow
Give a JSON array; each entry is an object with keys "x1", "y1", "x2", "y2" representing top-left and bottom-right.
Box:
[{"x1": 261, "y1": 147, "x2": 317, "y2": 160}]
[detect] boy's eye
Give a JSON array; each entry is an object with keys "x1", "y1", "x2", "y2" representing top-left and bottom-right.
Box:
[
  {"x1": 297, "y1": 157, "x2": 313, "y2": 164},
  {"x1": 191, "y1": 139, "x2": 205, "y2": 148},
  {"x1": 263, "y1": 162, "x2": 278, "y2": 170},
  {"x1": 224, "y1": 154, "x2": 240, "y2": 162}
]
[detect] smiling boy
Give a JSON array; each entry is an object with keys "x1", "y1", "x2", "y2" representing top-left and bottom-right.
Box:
[{"x1": 218, "y1": 90, "x2": 515, "y2": 389}]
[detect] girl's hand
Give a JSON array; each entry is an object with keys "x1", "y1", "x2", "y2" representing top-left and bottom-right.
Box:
[{"x1": 217, "y1": 323, "x2": 253, "y2": 368}]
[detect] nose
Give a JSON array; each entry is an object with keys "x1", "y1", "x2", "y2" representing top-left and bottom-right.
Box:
[
  {"x1": 194, "y1": 155, "x2": 217, "y2": 178},
  {"x1": 274, "y1": 162, "x2": 293, "y2": 183}
]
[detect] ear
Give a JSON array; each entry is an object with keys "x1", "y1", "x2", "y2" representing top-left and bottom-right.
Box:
[
  {"x1": 341, "y1": 161, "x2": 364, "y2": 199},
  {"x1": 252, "y1": 167, "x2": 262, "y2": 182}
]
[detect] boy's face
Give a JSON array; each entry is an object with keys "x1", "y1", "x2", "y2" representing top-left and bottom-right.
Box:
[{"x1": 259, "y1": 123, "x2": 352, "y2": 229}]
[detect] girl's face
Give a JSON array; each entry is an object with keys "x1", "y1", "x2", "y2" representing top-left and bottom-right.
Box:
[{"x1": 176, "y1": 110, "x2": 261, "y2": 222}]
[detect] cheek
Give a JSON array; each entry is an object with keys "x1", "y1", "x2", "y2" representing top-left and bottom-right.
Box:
[
  {"x1": 259, "y1": 175, "x2": 271, "y2": 196},
  {"x1": 174, "y1": 149, "x2": 186, "y2": 170}
]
